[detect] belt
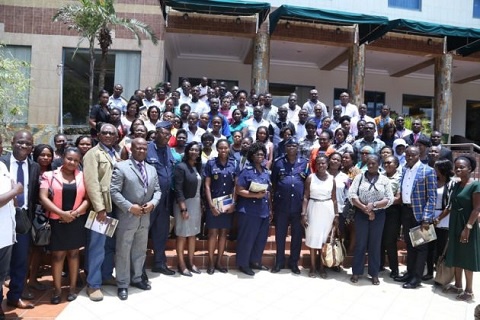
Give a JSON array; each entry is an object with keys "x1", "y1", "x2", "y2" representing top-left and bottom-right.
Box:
[
  {"x1": 402, "y1": 203, "x2": 413, "y2": 208},
  {"x1": 310, "y1": 198, "x2": 331, "y2": 202}
]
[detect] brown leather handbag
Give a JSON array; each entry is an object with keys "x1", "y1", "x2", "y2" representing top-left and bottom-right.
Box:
[{"x1": 321, "y1": 226, "x2": 346, "y2": 268}]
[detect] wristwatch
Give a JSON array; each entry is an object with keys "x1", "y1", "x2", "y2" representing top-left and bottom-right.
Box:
[{"x1": 466, "y1": 223, "x2": 473, "y2": 229}]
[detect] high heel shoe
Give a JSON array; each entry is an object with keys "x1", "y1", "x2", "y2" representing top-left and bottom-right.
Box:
[{"x1": 189, "y1": 265, "x2": 201, "y2": 274}]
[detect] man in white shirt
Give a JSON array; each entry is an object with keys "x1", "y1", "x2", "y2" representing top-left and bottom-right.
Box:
[
  {"x1": 189, "y1": 86, "x2": 209, "y2": 115},
  {"x1": 350, "y1": 104, "x2": 376, "y2": 137},
  {"x1": 245, "y1": 106, "x2": 271, "y2": 139},
  {"x1": 294, "y1": 108, "x2": 309, "y2": 140},
  {"x1": 185, "y1": 112, "x2": 206, "y2": 143},
  {"x1": 335, "y1": 92, "x2": 359, "y2": 118},
  {"x1": 142, "y1": 87, "x2": 160, "y2": 109},
  {"x1": 303, "y1": 89, "x2": 328, "y2": 117},
  {"x1": 284, "y1": 94, "x2": 301, "y2": 123},
  {"x1": 198, "y1": 77, "x2": 210, "y2": 102},
  {"x1": 178, "y1": 81, "x2": 192, "y2": 105},
  {"x1": 108, "y1": 84, "x2": 128, "y2": 112},
  {"x1": 394, "y1": 116, "x2": 412, "y2": 139}
]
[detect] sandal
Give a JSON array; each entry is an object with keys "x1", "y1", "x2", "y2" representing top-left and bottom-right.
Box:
[
  {"x1": 443, "y1": 285, "x2": 463, "y2": 294},
  {"x1": 309, "y1": 269, "x2": 316, "y2": 278},
  {"x1": 456, "y1": 291, "x2": 474, "y2": 302},
  {"x1": 350, "y1": 275, "x2": 359, "y2": 283},
  {"x1": 372, "y1": 277, "x2": 380, "y2": 285}
]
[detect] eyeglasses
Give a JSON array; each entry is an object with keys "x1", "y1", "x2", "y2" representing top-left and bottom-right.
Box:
[{"x1": 101, "y1": 131, "x2": 116, "y2": 136}]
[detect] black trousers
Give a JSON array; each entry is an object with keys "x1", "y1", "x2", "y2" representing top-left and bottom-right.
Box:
[
  {"x1": 381, "y1": 204, "x2": 402, "y2": 272},
  {"x1": 401, "y1": 205, "x2": 428, "y2": 280}
]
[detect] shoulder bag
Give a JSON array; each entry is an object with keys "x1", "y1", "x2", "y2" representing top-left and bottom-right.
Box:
[
  {"x1": 31, "y1": 174, "x2": 54, "y2": 246},
  {"x1": 434, "y1": 239, "x2": 454, "y2": 286}
]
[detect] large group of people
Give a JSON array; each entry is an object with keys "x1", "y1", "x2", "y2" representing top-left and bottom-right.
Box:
[{"x1": 0, "y1": 77, "x2": 479, "y2": 318}]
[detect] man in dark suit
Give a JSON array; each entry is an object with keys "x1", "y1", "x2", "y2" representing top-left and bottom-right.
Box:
[
  {"x1": 146, "y1": 121, "x2": 176, "y2": 275},
  {"x1": 395, "y1": 146, "x2": 437, "y2": 289},
  {"x1": 0, "y1": 130, "x2": 40, "y2": 309},
  {"x1": 111, "y1": 138, "x2": 161, "y2": 300},
  {"x1": 404, "y1": 118, "x2": 429, "y2": 146},
  {"x1": 430, "y1": 130, "x2": 453, "y2": 162}
]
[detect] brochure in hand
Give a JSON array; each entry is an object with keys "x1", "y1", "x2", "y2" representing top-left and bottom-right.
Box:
[
  {"x1": 84, "y1": 210, "x2": 119, "y2": 238},
  {"x1": 212, "y1": 194, "x2": 234, "y2": 213},
  {"x1": 409, "y1": 224, "x2": 437, "y2": 247}
]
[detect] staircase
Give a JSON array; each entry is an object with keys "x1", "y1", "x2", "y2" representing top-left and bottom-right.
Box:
[{"x1": 146, "y1": 225, "x2": 408, "y2": 270}]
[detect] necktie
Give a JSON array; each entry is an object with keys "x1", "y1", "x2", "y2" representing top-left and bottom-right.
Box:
[
  {"x1": 17, "y1": 161, "x2": 25, "y2": 207},
  {"x1": 414, "y1": 134, "x2": 419, "y2": 143},
  {"x1": 137, "y1": 162, "x2": 148, "y2": 189}
]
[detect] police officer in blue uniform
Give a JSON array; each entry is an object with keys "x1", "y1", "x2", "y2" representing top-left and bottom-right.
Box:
[
  {"x1": 146, "y1": 121, "x2": 176, "y2": 275},
  {"x1": 271, "y1": 137, "x2": 308, "y2": 274},
  {"x1": 204, "y1": 139, "x2": 237, "y2": 274},
  {"x1": 235, "y1": 141, "x2": 272, "y2": 276}
]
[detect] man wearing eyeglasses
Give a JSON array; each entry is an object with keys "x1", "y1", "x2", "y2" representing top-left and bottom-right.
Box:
[
  {"x1": 83, "y1": 123, "x2": 120, "y2": 302},
  {"x1": 352, "y1": 121, "x2": 386, "y2": 160}
]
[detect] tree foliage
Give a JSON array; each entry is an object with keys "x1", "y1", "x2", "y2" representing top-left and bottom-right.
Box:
[
  {"x1": 53, "y1": 0, "x2": 158, "y2": 112},
  {"x1": 0, "y1": 45, "x2": 31, "y2": 126}
]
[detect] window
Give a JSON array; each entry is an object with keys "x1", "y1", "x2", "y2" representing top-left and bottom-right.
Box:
[
  {"x1": 333, "y1": 88, "x2": 385, "y2": 117},
  {"x1": 62, "y1": 48, "x2": 140, "y2": 125},
  {"x1": 466, "y1": 100, "x2": 480, "y2": 144},
  {"x1": 474, "y1": 0, "x2": 480, "y2": 18},
  {"x1": 388, "y1": 0, "x2": 421, "y2": 10},
  {"x1": 401, "y1": 94, "x2": 433, "y2": 129},
  {"x1": 0, "y1": 45, "x2": 31, "y2": 124}
]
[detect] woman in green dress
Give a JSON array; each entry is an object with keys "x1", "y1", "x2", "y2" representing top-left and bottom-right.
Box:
[{"x1": 444, "y1": 155, "x2": 480, "y2": 301}]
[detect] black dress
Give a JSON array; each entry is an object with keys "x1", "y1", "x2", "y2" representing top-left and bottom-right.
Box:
[{"x1": 49, "y1": 183, "x2": 87, "y2": 251}]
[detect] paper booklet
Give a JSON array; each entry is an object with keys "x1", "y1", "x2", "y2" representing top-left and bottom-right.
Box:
[
  {"x1": 409, "y1": 224, "x2": 437, "y2": 247},
  {"x1": 84, "y1": 210, "x2": 119, "y2": 238},
  {"x1": 249, "y1": 181, "x2": 268, "y2": 193},
  {"x1": 212, "y1": 194, "x2": 234, "y2": 212}
]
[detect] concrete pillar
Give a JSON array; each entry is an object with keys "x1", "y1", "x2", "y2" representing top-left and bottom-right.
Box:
[
  {"x1": 434, "y1": 53, "x2": 453, "y2": 143},
  {"x1": 251, "y1": 23, "x2": 270, "y2": 94},
  {"x1": 347, "y1": 44, "x2": 365, "y2": 107}
]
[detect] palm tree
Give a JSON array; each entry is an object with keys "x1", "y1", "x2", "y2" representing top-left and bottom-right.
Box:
[{"x1": 53, "y1": 0, "x2": 158, "y2": 111}]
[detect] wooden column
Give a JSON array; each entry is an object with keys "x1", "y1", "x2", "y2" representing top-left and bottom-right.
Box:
[
  {"x1": 251, "y1": 23, "x2": 270, "y2": 94},
  {"x1": 434, "y1": 53, "x2": 453, "y2": 142},
  {"x1": 348, "y1": 44, "x2": 365, "y2": 107}
]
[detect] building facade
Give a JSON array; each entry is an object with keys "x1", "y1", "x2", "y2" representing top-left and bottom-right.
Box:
[{"x1": 1, "y1": 0, "x2": 480, "y2": 142}]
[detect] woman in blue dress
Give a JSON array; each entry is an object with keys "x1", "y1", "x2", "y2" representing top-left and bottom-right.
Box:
[
  {"x1": 235, "y1": 141, "x2": 272, "y2": 276},
  {"x1": 204, "y1": 139, "x2": 237, "y2": 274}
]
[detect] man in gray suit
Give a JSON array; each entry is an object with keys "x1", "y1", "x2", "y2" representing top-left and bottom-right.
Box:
[{"x1": 110, "y1": 138, "x2": 161, "y2": 301}]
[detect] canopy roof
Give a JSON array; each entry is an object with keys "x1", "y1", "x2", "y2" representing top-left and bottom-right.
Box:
[{"x1": 159, "y1": 0, "x2": 271, "y2": 28}]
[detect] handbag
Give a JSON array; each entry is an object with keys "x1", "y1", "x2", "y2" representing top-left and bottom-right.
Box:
[
  {"x1": 15, "y1": 207, "x2": 32, "y2": 234},
  {"x1": 321, "y1": 225, "x2": 346, "y2": 268},
  {"x1": 343, "y1": 175, "x2": 363, "y2": 224},
  {"x1": 31, "y1": 205, "x2": 51, "y2": 246},
  {"x1": 434, "y1": 239, "x2": 454, "y2": 286},
  {"x1": 31, "y1": 174, "x2": 54, "y2": 246}
]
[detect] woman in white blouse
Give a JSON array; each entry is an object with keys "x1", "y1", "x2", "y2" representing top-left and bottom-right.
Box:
[{"x1": 349, "y1": 154, "x2": 394, "y2": 285}]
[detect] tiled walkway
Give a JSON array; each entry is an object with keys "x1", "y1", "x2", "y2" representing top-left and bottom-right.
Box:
[{"x1": 5, "y1": 265, "x2": 478, "y2": 320}]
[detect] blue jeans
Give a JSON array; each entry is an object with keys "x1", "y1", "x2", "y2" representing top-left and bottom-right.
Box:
[{"x1": 86, "y1": 230, "x2": 115, "y2": 289}]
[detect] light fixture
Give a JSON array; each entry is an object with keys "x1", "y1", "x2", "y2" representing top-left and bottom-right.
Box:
[
  {"x1": 183, "y1": 13, "x2": 188, "y2": 20},
  {"x1": 285, "y1": 21, "x2": 291, "y2": 29},
  {"x1": 235, "y1": 17, "x2": 241, "y2": 24},
  {"x1": 427, "y1": 38, "x2": 433, "y2": 46}
]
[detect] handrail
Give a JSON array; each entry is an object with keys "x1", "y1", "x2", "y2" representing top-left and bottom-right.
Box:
[{"x1": 443, "y1": 143, "x2": 480, "y2": 154}]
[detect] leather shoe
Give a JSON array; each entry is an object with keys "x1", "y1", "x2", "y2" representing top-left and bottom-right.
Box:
[
  {"x1": 117, "y1": 288, "x2": 128, "y2": 300},
  {"x1": 403, "y1": 280, "x2": 421, "y2": 289},
  {"x1": 271, "y1": 264, "x2": 282, "y2": 273},
  {"x1": 239, "y1": 266, "x2": 255, "y2": 276},
  {"x1": 131, "y1": 281, "x2": 151, "y2": 290},
  {"x1": 7, "y1": 299, "x2": 34, "y2": 309},
  {"x1": 215, "y1": 265, "x2": 228, "y2": 273},
  {"x1": 250, "y1": 263, "x2": 269, "y2": 271},
  {"x1": 389, "y1": 270, "x2": 399, "y2": 278},
  {"x1": 394, "y1": 273, "x2": 412, "y2": 282},
  {"x1": 189, "y1": 265, "x2": 201, "y2": 274},
  {"x1": 207, "y1": 267, "x2": 215, "y2": 275},
  {"x1": 421, "y1": 274, "x2": 433, "y2": 281},
  {"x1": 141, "y1": 271, "x2": 149, "y2": 283},
  {"x1": 290, "y1": 265, "x2": 301, "y2": 275},
  {"x1": 178, "y1": 267, "x2": 192, "y2": 277},
  {"x1": 152, "y1": 265, "x2": 175, "y2": 276}
]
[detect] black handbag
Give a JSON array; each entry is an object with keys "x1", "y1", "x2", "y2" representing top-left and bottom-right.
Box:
[
  {"x1": 31, "y1": 204, "x2": 51, "y2": 246},
  {"x1": 15, "y1": 207, "x2": 32, "y2": 234}
]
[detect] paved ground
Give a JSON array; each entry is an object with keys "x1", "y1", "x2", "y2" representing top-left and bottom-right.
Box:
[{"x1": 55, "y1": 265, "x2": 479, "y2": 320}]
